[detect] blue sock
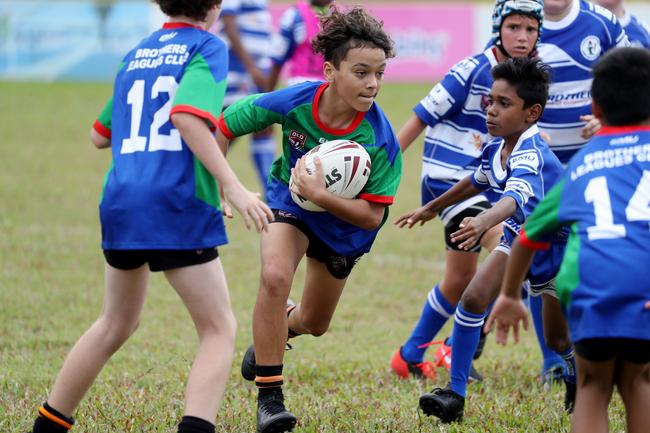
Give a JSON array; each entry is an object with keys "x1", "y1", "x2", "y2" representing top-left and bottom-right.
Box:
[
  {"x1": 449, "y1": 306, "x2": 486, "y2": 397},
  {"x1": 529, "y1": 295, "x2": 565, "y2": 373},
  {"x1": 557, "y1": 346, "x2": 576, "y2": 384},
  {"x1": 251, "y1": 136, "x2": 275, "y2": 196},
  {"x1": 401, "y1": 284, "x2": 455, "y2": 363}
]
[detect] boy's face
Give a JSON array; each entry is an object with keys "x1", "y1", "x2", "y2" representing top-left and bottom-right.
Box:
[
  {"x1": 325, "y1": 47, "x2": 387, "y2": 112},
  {"x1": 544, "y1": 0, "x2": 574, "y2": 15},
  {"x1": 500, "y1": 14, "x2": 539, "y2": 58},
  {"x1": 486, "y1": 79, "x2": 540, "y2": 140},
  {"x1": 205, "y1": 4, "x2": 222, "y2": 30}
]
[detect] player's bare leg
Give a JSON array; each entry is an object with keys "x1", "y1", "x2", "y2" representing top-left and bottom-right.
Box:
[
  {"x1": 572, "y1": 355, "x2": 615, "y2": 433},
  {"x1": 47, "y1": 264, "x2": 150, "y2": 416},
  {"x1": 286, "y1": 258, "x2": 346, "y2": 337},
  {"x1": 616, "y1": 360, "x2": 650, "y2": 433},
  {"x1": 165, "y1": 258, "x2": 236, "y2": 423}
]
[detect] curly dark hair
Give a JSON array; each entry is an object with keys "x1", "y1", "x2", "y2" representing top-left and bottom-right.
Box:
[
  {"x1": 312, "y1": 6, "x2": 395, "y2": 68},
  {"x1": 153, "y1": 0, "x2": 221, "y2": 22},
  {"x1": 491, "y1": 57, "x2": 550, "y2": 110}
]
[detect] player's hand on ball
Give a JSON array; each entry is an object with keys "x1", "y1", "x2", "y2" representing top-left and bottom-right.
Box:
[
  {"x1": 394, "y1": 205, "x2": 438, "y2": 228},
  {"x1": 450, "y1": 216, "x2": 487, "y2": 250},
  {"x1": 223, "y1": 182, "x2": 274, "y2": 233},
  {"x1": 485, "y1": 294, "x2": 530, "y2": 345},
  {"x1": 291, "y1": 156, "x2": 326, "y2": 202}
]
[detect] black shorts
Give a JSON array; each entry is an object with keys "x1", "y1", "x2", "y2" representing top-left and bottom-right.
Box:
[
  {"x1": 103, "y1": 247, "x2": 219, "y2": 272},
  {"x1": 272, "y1": 209, "x2": 362, "y2": 279},
  {"x1": 574, "y1": 338, "x2": 650, "y2": 364},
  {"x1": 444, "y1": 200, "x2": 492, "y2": 252}
]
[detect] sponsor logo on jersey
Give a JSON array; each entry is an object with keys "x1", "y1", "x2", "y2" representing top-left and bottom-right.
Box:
[
  {"x1": 159, "y1": 32, "x2": 177, "y2": 42},
  {"x1": 580, "y1": 36, "x2": 601, "y2": 60},
  {"x1": 288, "y1": 130, "x2": 307, "y2": 151},
  {"x1": 510, "y1": 151, "x2": 539, "y2": 171}
]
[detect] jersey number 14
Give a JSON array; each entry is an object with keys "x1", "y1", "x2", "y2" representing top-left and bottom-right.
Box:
[
  {"x1": 585, "y1": 171, "x2": 650, "y2": 240},
  {"x1": 121, "y1": 76, "x2": 181, "y2": 154}
]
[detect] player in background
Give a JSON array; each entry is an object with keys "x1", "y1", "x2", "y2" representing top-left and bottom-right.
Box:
[
  {"x1": 28, "y1": 1, "x2": 273, "y2": 433},
  {"x1": 218, "y1": 6, "x2": 400, "y2": 432},
  {"x1": 268, "y1": 0, "x2": 332, "y2": 90},
  {"x1": 390, "y1": 0, "x2": 549, "y2": 384},
  {"x1": 216, "y1": 0, "x2": 276, "y2": 197},
  {"x1": 396, "y1": 57, "x2": 570, "y2": 423},
  {"x1": 596, "y1": 0, "x2": 650, "y2": 48},
  {"x1": 487, "y1": 47, "x2": 650, "y2": 433},
  {"x1": 537, "y1": 0, "x2": 628, "y2": 164}
]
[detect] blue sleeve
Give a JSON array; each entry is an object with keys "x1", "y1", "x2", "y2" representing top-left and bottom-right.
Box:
[
  {"x1": 503, "y1": 148, "x2": 544, "y2": 222},
  {"x1": 412, "y1": 56, "x2": 477, "y2": 128},
  {"x1": 471, "y1": 143, "x2": 492, "y2": 191},
  {"x1": 271, "y1": 8, "x2": 300, "y2": 66}
]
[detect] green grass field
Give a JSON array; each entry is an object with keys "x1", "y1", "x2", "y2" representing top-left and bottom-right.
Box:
[{"x1": 0, "y1": 81, "x2": 627, "y2": 432}]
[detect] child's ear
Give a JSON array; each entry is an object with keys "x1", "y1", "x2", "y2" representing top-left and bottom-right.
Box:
[
  {"x1": 323, "y1": 61, "x2": 335, "y2": 83},
  {"x1": 527, "y1": 103, "x2": 543, "y2": 124}
]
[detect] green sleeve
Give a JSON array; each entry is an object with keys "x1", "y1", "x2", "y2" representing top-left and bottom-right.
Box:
[
  {"x1": 520, "y1": 178, "x2": 565, "y2": 247},
  {"x1": 358, "y1": 147, "x2": 402, "y2": 205},
  {"x1": 219, "y1": 94, "x2": 284, "y2": 138},
  {"x1": 93, "y1": 97, "x2": 113, "y2": 138},
  {"x1": 172, "y1": 52, "x2": 227, "y2": 130}
]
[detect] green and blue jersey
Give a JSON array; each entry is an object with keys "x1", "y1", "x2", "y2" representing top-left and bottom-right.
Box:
[
  {"x1": 93, "y1": 22, "x2": 229, "y2": 250},
  {"x1": 219, "y1": 81, "x2": 402, "y2": 256},
  {"x1": 521, "y1": 126, "x2": 650, "y2": 342}
]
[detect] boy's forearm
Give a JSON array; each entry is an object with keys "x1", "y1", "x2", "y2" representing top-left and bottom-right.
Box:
[
  {"x1": 222, "y1": 16, "x2": 263, "y2": 79},
  {"x1": 172, "y1": 113, "x2": 238, "y2": 187},
  {"x1": 427, "y1": 176, "x2": 479, "y2": 212},
  {"x1": 479, "y1": 196, "x2": 517, "y2": 230},
  {"x1": 310, "y1": 191, "x2": 385, "y2": 231}
]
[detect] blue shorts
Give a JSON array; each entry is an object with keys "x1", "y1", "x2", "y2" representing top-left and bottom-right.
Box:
[{"x1": 497, "y1": 228, "x2": 567, "y2": 298}]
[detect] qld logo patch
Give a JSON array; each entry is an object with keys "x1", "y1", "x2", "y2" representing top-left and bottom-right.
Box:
[
  {"x1": 580, "y1": 36, "x2": 601, "y2": 61},
  {"x1": 288, "y1": 130, "x2": 307, "y2": 151}
]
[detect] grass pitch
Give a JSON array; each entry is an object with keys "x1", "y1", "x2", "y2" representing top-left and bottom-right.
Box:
[{"x1": 0, "y1": 81, "x2": 627, "y2": 432}]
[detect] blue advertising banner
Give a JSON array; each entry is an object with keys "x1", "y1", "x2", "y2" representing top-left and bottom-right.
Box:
[{"x1": 0, "y1": 1, "x2": 158, "y2": 81}]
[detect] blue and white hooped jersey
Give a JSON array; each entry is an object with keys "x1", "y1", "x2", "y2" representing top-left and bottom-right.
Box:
[
  {"x1": 537, "y1": 0, "x2": 629, "y2": 164},
  {"x1": 217, "y1": 0, "x2": 272, "y2": 105},
  {"x1": 415, "y1": 47, "x2": 500, "y2": 217},
  {"x1": 472, "y1": 125, "x2": 565, "y2": 236},
  {"x1": 271, "y1": 7, "x2": 304, "y2": 67},
  {"x1": 621, "y1": 11, "x2": 650, "y2": 48}
]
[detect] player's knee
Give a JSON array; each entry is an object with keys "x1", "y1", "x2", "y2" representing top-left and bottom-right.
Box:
[
  {"x1": 545, "y1": 335, "x2": 571, "y2": 354},
  {"x1": 260, "y1": 265, "x2": 293, "y2": 297},
  {"x1": 97, "y1": 317, "x2": 139, "y2": 353},
  {"x1": 301, "y1": 317, "x2": 330, "y2": 337},
  {"x1": 459, "y1": 285, "x2": 490, "y2": 314},
  {"x1": 442, "y1": 273, "x2": 473, "y2": 295}
]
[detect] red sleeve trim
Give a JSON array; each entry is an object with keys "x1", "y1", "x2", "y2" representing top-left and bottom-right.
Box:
[
  {"x1": 519, "y1": 229, "x2": 550, "y2": 251},
  {"x1": 359, "y1": 193, "x2": 394, "y2": 205},
  {"x1": 170, "y1": 105, "x2": 219, "y2": 132},
  {"x1": 93, "y1": 119, "x2": 111, "y2": 139},
  {"x1": 217, "y1": 113, "x2": 235, "y2": 139}
]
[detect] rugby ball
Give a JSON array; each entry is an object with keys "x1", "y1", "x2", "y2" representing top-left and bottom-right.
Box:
[{"x1": 290, "y1": 140, "x2": 371, "y2": 212}]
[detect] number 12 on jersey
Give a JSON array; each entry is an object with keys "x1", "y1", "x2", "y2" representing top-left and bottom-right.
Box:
[{"x1": 121, "y1": 76, "x2": 182, "y2": 154}]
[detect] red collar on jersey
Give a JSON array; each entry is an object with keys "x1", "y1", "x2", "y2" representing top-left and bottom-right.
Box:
[
  {"x1": 597, "y1": 125, "x2": 650, "y2": 136},
  {"x1": 312, "y1": 82, "x2": 366, "y2": 136},
  {"x1": 163, "y1": 22, "x2": 204, "y2": 30}
]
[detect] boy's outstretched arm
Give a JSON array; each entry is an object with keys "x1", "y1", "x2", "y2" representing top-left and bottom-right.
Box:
[
  {"x1": 450, "y1": 196, "x2": 516, "y2": 250},
  {"x1": 485, "y1": 237, "x2": 535, "y2": 345},
  {"x1": 397, "y1": 114, "x2": 426, "y2": 152},
  {"x1": 172, "y1": 112, "x2": 273, "y2": 232},
  {"x1": 395, "y1": 175, "x2": 479, "y2": 228}
]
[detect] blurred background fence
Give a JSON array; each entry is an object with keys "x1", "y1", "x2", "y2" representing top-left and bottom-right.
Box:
[{"x1": 0, "y1": 1, "x2": 649, "y2": 82}]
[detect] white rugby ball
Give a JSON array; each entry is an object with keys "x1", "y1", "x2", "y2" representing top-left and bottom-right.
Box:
[{"x1": 290, "y1": 139, "x2": 371, "y2": 212}]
